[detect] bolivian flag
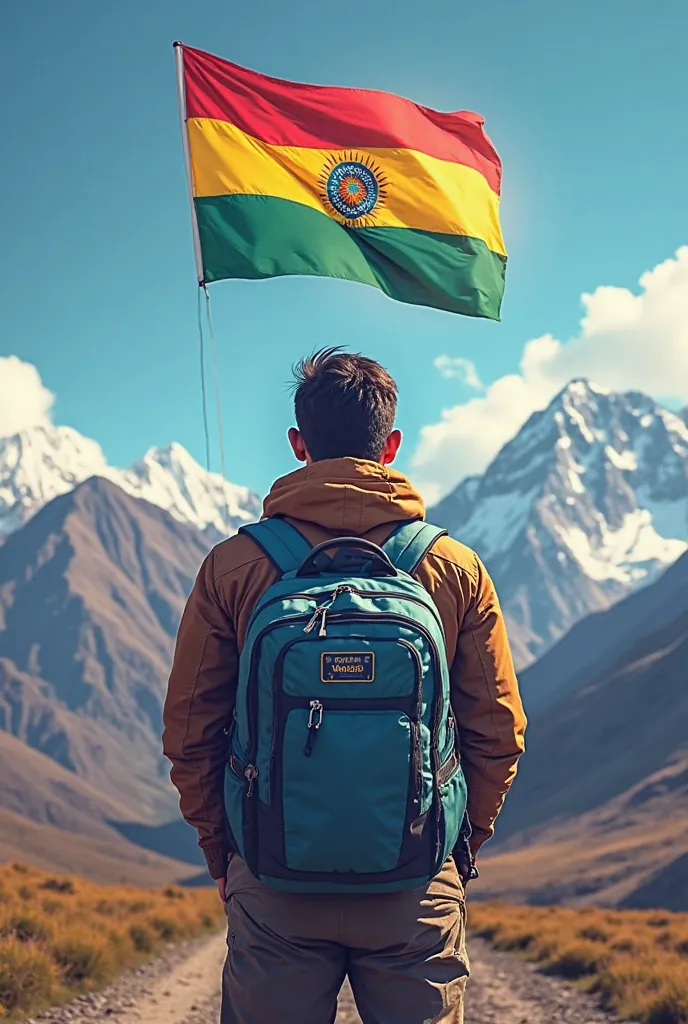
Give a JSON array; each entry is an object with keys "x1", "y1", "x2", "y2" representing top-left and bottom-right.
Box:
[{"x1": 176, "y1": 44, "x2": 507, "y2": 319}]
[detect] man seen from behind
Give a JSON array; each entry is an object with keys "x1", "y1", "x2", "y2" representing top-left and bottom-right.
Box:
[{"x1": 163, "y1": 348, "x2": 526, "y2": 1024}]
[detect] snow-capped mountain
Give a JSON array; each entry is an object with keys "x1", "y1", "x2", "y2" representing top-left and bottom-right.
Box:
[
  {"x1": 0, "y1": 426, "x2": 109, "y2": 539},
  {"x1": 0, "y1": 425, "x2": 261, "y2": 542},
  {"x1": 429, "y1": 380, "x2": 688, "y2": 667},
  {"x1": 115, "y1": 443, "x2": 262, "y2": 537}
]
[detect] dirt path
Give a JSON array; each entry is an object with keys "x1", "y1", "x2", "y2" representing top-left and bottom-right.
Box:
[
  {"x1": 30, "y1": 933, "x2": 619, "y2": 1024},
  {"x1": 90, "y1": 934, "x2": 227, "y2": 1024}
]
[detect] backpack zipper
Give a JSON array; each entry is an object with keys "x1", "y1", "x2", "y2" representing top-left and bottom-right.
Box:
[
  {"x1": 244, "y1": 764, "x2": 259, "y2": 797},
  {"x1": 254, "y1": 587, "x2": 446, "y2": 641},
  {"x1": 303, "y1": 586, "x2": 355, "y2": 636},
  {"x1": 303, "y1": 699, "x2": 324, "y2": 756}
]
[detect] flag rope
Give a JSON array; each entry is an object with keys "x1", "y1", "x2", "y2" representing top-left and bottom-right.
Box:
[
  {"x1": 196, "y1": 286, "x2": 211, "y2": 472},
  {"x1": 203, "y1": 285, "x2": 231, "y2": 535}
]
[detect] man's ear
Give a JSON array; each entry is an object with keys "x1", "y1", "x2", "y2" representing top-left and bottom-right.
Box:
[
  {"x1": 381, "y1": 429, "x2": 402, "y2": 465},
  {"x1": 288, "y1": 427, "x2": 309, "y2": 463}
]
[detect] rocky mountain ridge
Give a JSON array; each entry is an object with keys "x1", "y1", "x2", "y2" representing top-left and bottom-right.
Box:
[{"x1": 429, "y1": 379, "x2": 688, "y2": 665}]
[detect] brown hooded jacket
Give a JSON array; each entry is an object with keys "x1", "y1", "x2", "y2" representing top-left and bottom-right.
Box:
[{"x1": 163, "y1": 459, "x2": 526, "y2": 879}]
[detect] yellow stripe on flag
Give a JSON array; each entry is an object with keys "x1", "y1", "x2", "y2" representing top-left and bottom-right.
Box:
[{"x1": 187, "y1": 118, "x2": 506, "y2": 256}]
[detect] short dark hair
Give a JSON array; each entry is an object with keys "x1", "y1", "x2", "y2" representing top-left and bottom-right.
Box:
[{"x1": 292, "y1": 347, "x2": 398, "y2": 462}]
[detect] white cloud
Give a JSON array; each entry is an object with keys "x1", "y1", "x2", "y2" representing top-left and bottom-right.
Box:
[
  {"x1": 0, "y1": 356, "x2": 54, "y2": 436},
  {"x1": 414, "y1": 246, "x2": 688, "y2": 501},
  {"x1": 434, "y1": 355, "x2": 484, "y2": 390}
]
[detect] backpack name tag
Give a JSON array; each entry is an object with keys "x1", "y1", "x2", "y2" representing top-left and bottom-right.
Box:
[{"x1": 321, "y1": 653, "x2": 375, "y2": 683}]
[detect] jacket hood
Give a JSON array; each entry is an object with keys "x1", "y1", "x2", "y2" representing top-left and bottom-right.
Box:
[{"x1": 262, "y1": 458, "x2": 425, "y2": 534}]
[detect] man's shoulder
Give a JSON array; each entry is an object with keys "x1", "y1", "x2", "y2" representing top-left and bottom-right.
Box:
[
  {"x1": 207, "y1": 523, "x2": 481, "y2": 586},
  {"x1": 209, "y1": 530, "x2": 267, "y2": 583},
  {"x1": 427, "y1": 532, "x2": 481, "y2": 586}
]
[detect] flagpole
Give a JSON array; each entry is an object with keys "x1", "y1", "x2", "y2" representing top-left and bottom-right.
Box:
[
  {"x1": 174, "y1": 43, "x2": 231, "y2": 533},
  {"x1": 173, "y1": 42, "x2": 204, "y2": 285}
]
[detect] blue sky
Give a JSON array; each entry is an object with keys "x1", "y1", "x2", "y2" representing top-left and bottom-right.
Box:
[{"x1": 2, "y1": 0, "x2": 687, "y2": 499}]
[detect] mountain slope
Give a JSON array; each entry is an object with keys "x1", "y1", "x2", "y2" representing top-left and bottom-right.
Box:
[
  {"x1": 519, "y1": 549, "x2": 688, "y2": 713},
  {"x1": 429, "y1": 380, "x2": 688, "y2": 666},
  {"x1": 496, "y1": 577, "x2": 688, "y2": 837},
  {"x1": 0, "y1": 807, "x2": 198, "y2": 885},
  {"x1": 0, "y1": 476, "x2": 211, "y2": 817},
  {"x1": 0, "y1": 731, "x2": 198, "y2": 885},
  {"x1": 0, "y1": 425, "x2": 260, "y2": 541},
  {"x1": 474, "y1": 754, "x2": 688, "y2": 910},
  {"x1": 0, "y1": 728, "x2": 132, "y2": 836},
  {"x1": 474, "y1": 555, "x2": 688, "y2": 909}
]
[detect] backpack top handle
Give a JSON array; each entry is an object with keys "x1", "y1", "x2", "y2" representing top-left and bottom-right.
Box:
[{"x1": 295, "y1": 537, "x2": 398, "y2": 578}]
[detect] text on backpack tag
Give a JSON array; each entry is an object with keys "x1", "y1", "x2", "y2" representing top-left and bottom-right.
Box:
[{"x1": 321, "y1": 652, "x2": 375, "y2": 683}]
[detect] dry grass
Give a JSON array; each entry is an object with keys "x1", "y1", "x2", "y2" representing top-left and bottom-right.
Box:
[
  {"x1": 0, "y1": 862, "x2": 223, "y2": 1019},
  {"x1": 469, "y1": 901, "x2": 688, "y2": 1023}
]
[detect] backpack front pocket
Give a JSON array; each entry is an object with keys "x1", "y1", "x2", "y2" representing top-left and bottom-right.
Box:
[{"x1": 281, "y1": 708, "x2": 413, "y2": 874}]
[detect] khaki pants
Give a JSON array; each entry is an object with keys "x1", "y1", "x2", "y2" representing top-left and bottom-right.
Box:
[{"x1": 221, "y1": 856, "x2": 469, "y2": 1024}]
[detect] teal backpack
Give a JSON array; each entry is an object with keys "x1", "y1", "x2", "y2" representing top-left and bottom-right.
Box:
[{"x1": 224, "y1": 516, "x2": 468, "y2": 893}]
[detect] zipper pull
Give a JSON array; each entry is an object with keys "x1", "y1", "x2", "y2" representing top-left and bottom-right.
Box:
[
  {"x1": 304, "y1": 700, "x2": 324, "y2": 756},
  {"x1": 304, "y1": 603, "x2": 327, "y2": 634},
  {"x1": 304, "y1": 594, "x2": 336, "y2": 635},
  {"x1": 244, "y1": 764, "x2": 258, "y2": 797},
  {"x1": 319, "y1": 587, "x2": 354, "y2": 636},
  {"x1": 304, "y1": 586, "x2": 355, "y2": 637}
]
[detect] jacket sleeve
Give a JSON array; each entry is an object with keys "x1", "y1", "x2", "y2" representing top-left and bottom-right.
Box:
[
  {"x1": 162, "y1": 550, "x2": 237, "y2": 879},
  {"x1": 451, "y1": 556, "x2": 526, "y2": 856}
]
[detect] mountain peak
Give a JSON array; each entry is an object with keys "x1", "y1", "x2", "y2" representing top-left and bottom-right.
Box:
[
  {"x1": 0, "y1": 424, "x2": 109, "y2": 539},
  {"x1": 119, "y1": 442, "x2": 261, "y2": 536},
  {"x1": 0, "y1": 425, "x2": 261, "y2": 543},
  {"x1": 429, "y1": 379, "x2": 688, "y2": 666},
  {"x1": 139, "y1": 441, "x2": 196, "y2": 466},
  {"x1": 558, "y1": 378, "x2": 611, "y2": 398}
]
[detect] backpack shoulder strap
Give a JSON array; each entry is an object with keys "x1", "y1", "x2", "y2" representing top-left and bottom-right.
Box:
[
  {"x1": 382, "y1": 520, "x2": 448, "y2": 575},
  {"x1": 238, "y1": 516, "x2": 312, "y2": 575}
]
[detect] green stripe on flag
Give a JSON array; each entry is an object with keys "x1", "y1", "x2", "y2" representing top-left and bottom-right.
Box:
[{"x1": 194, "y1": 194, "x2": 506, "y2": 319}]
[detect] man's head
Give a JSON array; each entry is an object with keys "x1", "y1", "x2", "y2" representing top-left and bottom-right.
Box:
[{"x1": 288, "y1": 347, "x2": 401, "y2": 466}]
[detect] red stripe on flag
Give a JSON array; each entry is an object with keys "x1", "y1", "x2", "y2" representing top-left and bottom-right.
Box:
[{"x1": 181, "y1": 46, "x2": 502, "y2": 196}]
